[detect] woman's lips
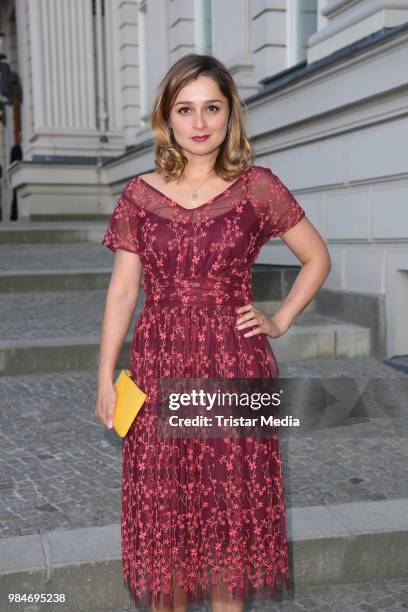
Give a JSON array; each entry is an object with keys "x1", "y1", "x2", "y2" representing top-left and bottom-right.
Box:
[{"x1": 192, "y1": 135, "x2": 210, "y2": 142}]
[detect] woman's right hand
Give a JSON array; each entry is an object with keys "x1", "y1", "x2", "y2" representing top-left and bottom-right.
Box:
[{"x1": 95, "y1": 381, "x2": 117, "y2": 430}]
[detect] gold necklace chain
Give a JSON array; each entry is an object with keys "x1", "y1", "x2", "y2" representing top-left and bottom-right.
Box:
[{"x1": 182, "y1": 170, "x2": 216, "y2": 207}]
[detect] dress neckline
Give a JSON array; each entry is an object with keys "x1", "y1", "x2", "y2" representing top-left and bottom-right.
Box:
[{"x1": 138, "y1": 165, "x2": 253, "y2": 211}]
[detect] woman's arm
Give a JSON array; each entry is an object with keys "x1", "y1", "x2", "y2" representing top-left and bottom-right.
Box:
[
  {"x1": 236, "y1": 217, "x2": 331, "y2": 339},
  {"x1": 96, "y1": 250, "x2": 143, "y2": 430},
  {"x1": 269, "y1": 216, "x2": 331, "y2": 334},
  {"x1": 98, "y1": 250, "x2": 143, "y2": 385}
]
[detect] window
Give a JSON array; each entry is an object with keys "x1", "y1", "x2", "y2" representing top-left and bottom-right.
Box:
[
  {"x1": 137, "y1": 0, "x2": 148, "y2": 126},
  {"x1": 92, "y1": 0, "x2": 108, "y2": 131},
  {"x1": 286, "y1": 0, "x2": 319, "y2": 67},
  {"x1": 194, "y1": 0, "x2": 212, "y2": 54}
]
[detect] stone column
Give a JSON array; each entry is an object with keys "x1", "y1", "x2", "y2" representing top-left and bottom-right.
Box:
[{"x1": 19, "y1": 0, "x2": 129, "y2": 161}]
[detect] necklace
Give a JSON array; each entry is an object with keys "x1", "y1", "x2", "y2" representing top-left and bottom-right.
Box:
[{"x1": 182, "y1": 170, "x2": 216, "y2": 207}]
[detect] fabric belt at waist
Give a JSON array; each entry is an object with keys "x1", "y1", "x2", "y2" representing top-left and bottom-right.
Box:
[{"x1": 143, "y1": 277, "x2": 252, "y2": 307}]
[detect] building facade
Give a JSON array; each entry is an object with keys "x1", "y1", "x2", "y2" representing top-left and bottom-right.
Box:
[{"x1": 0, "y1": 0, "x2": 407, "y2": 358}]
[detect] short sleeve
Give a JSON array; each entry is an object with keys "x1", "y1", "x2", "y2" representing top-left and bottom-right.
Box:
[
  {"x1": 262, "y1": 169, "x2": 306, "y2": 240},
  {"x1": 102, "y1": 178, "x2": 140, "y2": 254}
]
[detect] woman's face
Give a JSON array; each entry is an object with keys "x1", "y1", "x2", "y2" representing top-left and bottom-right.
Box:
[{"x1": 169, "y1": 75, "x2": 230, "y2": 161}]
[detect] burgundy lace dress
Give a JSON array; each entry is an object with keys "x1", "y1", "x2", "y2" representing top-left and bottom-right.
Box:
[{"x1": 102, "y1": 164, "x2": 305, "y2": 609}]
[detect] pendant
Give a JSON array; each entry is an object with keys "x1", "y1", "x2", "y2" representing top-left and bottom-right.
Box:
[{"x1": 192, "y1": 189, "x2": 198, "y2": 207}]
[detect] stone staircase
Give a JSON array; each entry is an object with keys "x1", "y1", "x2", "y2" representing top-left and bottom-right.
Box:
[{"x1": 0, "y1": 221, "x2": 372, "y2": 376}]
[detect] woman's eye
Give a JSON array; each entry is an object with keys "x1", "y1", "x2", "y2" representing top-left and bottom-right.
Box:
[{"x1": 178, "y1": 106, "x2": 219, "y2": 114}]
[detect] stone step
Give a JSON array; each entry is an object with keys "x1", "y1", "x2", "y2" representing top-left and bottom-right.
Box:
[
  {"x1": 0, "y1": 289, "x2": 141, "y2": 376},
  {"x1": 0, "y1": 221, "x2": 107, "y2": 245},
  {"x1": 0, "y1": 243, "x2": 114, "y2": 273},
  {"x1": 0, "y1": 269, "x2": 114, "y2": 293},
  {"x1": 0, "y1": 241, "x2": 117, "y2": 292},
  {"x1": 253, "y1": 298, "x2": 315, "y2": 314},
  {"x1": 0, "y1": 334, "x2": 133, "y2": 377},
  {"x1": 0, "y1": 498, "x2": 407, "y2": 612},
  {"x1": 270, "y1": 311, "x2": 371, "y2": 361}
]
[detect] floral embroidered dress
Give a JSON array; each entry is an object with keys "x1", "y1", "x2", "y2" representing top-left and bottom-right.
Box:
[{"x1": 102, "y1": 164, "x2": 305, "y2": 609}]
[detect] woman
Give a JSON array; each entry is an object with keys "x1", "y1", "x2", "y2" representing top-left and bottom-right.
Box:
[{"x1": 96, "y1": 53, "x2": 331, "y2": 611}]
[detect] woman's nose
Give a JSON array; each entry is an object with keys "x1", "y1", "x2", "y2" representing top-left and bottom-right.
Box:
[{"x1": 193, "y1": 115, "x2": 207, "y2": 129}]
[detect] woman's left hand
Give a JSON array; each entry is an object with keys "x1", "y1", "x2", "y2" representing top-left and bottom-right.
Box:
[{"x1": 236, "y1": 302, "x2": 288, "y2": 339}]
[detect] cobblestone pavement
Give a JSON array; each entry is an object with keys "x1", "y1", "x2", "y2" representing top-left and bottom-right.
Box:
[
  {"x1": 0, "y1": 357, "x2": 406, "y2": 537},
  {"x1": 105, "y1": 577, "x2": 408, "y2": 611}
]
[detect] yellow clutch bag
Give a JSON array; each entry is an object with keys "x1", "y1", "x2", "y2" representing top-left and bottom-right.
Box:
[{"x1": 113, "y1": 368, "x2": 147, "y2": 437}]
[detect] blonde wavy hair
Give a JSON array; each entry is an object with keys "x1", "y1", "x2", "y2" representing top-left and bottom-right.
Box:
[{"x1": 151, "y1": 53, "x2": 255, "y2": 183}]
